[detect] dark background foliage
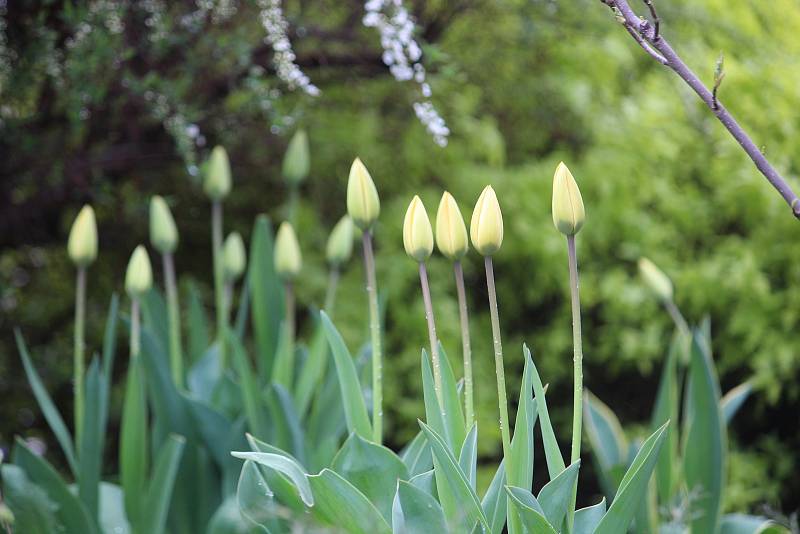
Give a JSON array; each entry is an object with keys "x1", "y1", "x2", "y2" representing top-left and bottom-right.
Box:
[{"x1": 1, "y1": 0, "x2": 798, "y2": 515}]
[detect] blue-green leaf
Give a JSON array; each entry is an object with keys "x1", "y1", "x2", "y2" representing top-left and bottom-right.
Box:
[
  {"x1": 120, "y1": 356, "x2": 148, "y2": 528},
  {"x1": 79, "y1": 358, "x2": 104, "y2": 521},
  {"x1": 421, "y1": 351, "x2": 449, "y2": 449},
  {"x1": 307, "y1": 468, "x2": 392, "y2": 534},
  {"x1": 439, "y1": 342, "x2": 467, "y2": 451},
  {"x1": 510, "y1": 347, "x2": 537, "y2": 489},
  {"x1": 537, "y1": 460, "x2": 580, "y2": 528},
  {"x1": 721, "y1": 382, "x2": 752, "y2": 425},
  {"x1": 584, "y1": 390, "x2": 628, "y2": 498},
  {"x1": 477, "y1": 460, "x2": 507, "y2": 534},
  {"x1": 236, "y1": 460, "x2": 274, "y2": 530},
  {"x1": 98, "y1": 483, "x2": 131, "y2": 534},
  {"x1": 1, "y1": 464, "x2": 60, "y2": 534},
  {"x1": 720, "y1": 514, "x2": 787, "y2": 534},
  {"x1": 294, "y1": 318, "x2": 329, "y2": 417},
  {"x1": 249, "y1": 215, "x2": 283, "y2": 381},
  {"x1": 400, "y1": 431, "x2": 432, "y2": 477},
  {"x1": 392, "y1": 480, "x2": 447, "y2": 534},
  {"x1": 229, "y1": 330, "x2": 268, "y2": 440},
  {"x1": 142, "y1": 435, "x2": 186, "y2": 534},
  {"x1": 186, "y1": 280, "x2": 211, "y2": 363},
  {"x1": 231, "y1": 451, "x2": 313, "y2": 507},
  {"x1": 505, "y1": 486, "x2": 557, "y2": 534},
  {"x1": 528, "y1": 349, "x2": 566, "y2": 480},
  {"x1": 573, "y1": 498, "x2": 606, "y2": 534},
  {"x1": 650, "y1": 334, "x2": 680, "y2": 503},
  {"x1": 458, "y1": 424, "x2": 478, "y2": 490}
]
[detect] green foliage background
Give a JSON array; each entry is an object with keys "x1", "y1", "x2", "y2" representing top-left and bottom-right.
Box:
[{"x1": 1, "y1": 0, "x2": 798, "y2": 515}]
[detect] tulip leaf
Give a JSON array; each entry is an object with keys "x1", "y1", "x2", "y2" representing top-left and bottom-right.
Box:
[
  {"x1": 98, "y1": 482, "x2": 131, "y2": 534},
  {"x1": 236, "y1": 460, "x2": 275, "y2": 529},
  {"x1": 537, "y1": 460, "x2": 581, "y2": 529},
  {"x1": 719, "y1": 513, "x2": 786, "y2": 534},
  {"x1": 528, "y1": 348, "x2": 566, "y2": 480},
  {"x1": 79, "y1": 358, "x2": 104, "y2": 521},
  {"x1": 307, "y1": 468, "x2": 392, "y2": 534},
  {"x1": 458, "y1": 424, "x2": 478, "y2": 489},
  {"x1": 510, "y1": 347, "x2": 537, "y2": 489},
  {"x1": 409, "y1": 470, "x2": 435, "y2": 495},
  {"x1": 721, "y1": 382, "x2": 752, "y2": 425},
  {"x1": 650, "y1": 334, "x2": 680, "y2": 503},
  {"x1": 231, "y1": 451, "x2": 313, "y2": 507},
  {"x1": 249, "y1": 215, "x2": 283, "y2": 381},
  {"x1": 120, "y1": 356, "x2": 148, "y2": 528},
  {"x1": 1, "y1": 464, "x2": 61, "y2": 534},
  {"x1": 584, "y1": 390, "x2": 628, "y2": 498},
  {"x1": 400, "y1": 430, "x2": 432, "y2": 477},
  {"x1": 476, "y1": 460, "x2": 507, "y2": 534},
  {"x1": 438, "y1": 342, "x2": 467, "y2": 450},
  {"x1": 141, "y1": 435, "x2": 186, "y2": 534},
  {"x1": 392, "y1": 480, "x2": 447, "y2": 534},
  {"x1": 421, "y1": 351, "x2": 450, "y2": 449},
  {"x1": 228, "y1": 330, "x2": 268, "y2": 440},
  {"x1": 505, "y1": 486, "x2": 558, "y2": 534},
  {"x1": 186, "y1": 281, "x2": 211, "y2": 364},
  {"x1": 573, "y1": 498, "x2": 606, "y2": 534}
]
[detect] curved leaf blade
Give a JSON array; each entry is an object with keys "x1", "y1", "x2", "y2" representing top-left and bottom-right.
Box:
[
  {"x1": 392, "y1": 480, "x2": 447, "y2": 534},
  {"x1": 307, "y1": 468, "x2": 392, "y2": 534},
  {"x1": 231, "y1": 451, "x2": 313, "y2": 507}
]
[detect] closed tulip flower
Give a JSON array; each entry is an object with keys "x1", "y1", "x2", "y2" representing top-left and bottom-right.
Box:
[
  {"x1": 403, "y1": 196, "x2": 434, "y2": 262},
  {"x1": 326, "y1": 215, "x2": 354, "y2": 267},
  {"x1": 283, "y1": 129, "x2": 310, "y2": 186},
  {"x1": 274, "y1": 222, "x2": 302, "y2": 279},
  {"x1": 125, "y1": 245, "x2": 153, "y2": 298},
  {"x1": 470, "y1": 185, "x2": 503, "y2": 256},
  {"x1": 203, "y1": 146, "x2": 232, "y2": 200},
  {"x1": 68, "y1": 205, "x2": 98, "y2": 267},
  {"x1": 552, "y1": 162, "x2": 585, "y2": 236},
  {"x1": 223, "y1": 232, "x2": 247, "y2": 282},
  {"x1": 149, "y1": 196, "x2": 178, "y2": 254},
  {"x1": 435, "y1": 191, "x2": 468, "y2": 261},
  {"x1": 346, "y1": 158, "x2": 380, "y2": 230},
  {"x1": 638, "y1": 257, "x2": 673, "y2": 302}
]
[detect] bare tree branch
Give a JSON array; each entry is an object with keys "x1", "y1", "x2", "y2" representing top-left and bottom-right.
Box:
[{"x1": 600, "y1": 0, "x2": 800, "y2": 219}]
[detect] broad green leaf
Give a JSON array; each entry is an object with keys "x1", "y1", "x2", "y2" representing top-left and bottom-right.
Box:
[
  {"x1": 184, "y1": 395, "x2": 238, "y2": 470},
  {"x1": 400, "y1": 430, "x2": 432, "y2": 477},
  {"x1": 141, "y1": 435, "x2": 186, "y2": 534},
  {"x1": 409, "y1": 470, "x2": 435, "y2": 495},
  {"x1": 271, "y1": 322, "x2": 295, "y2": 389},
  {"x1": 231, "y1": 451, "x2": 314, "y2": 507},
  {"x1": 331, "y1": 433, "x2": 409, "y2": 522},
  {"x1": 187, "y1": 345, "x2": 222, "y2": 404},
  {"x1": 14, "y1": 329, "x2": 78, "y2": 476},
  {"x1": 229, "y1": 330, "x2": 268, "y2": 439},
  {"x1": 392, "y1": 480, "x2": 447, "y2": 534},
  {"x1": 1, "y1": 464, "x2": 60, "y2": 534},
  {"x1": 294, "y1": 317, "x2": 329, "y2": 417},
  {"x1": 537, "y1": 460, "x2": 580, "y2": 528},
  {"x1": 237, "y1": 460, "x2": 275, "y2": 528},
  {"x1": 186, "y1": 280, "x2": 211, "y2": 363},
  {"x1": 421, "y1": 351, "x2": 449, "y2": 449},
  {"x1": 477, "y1": 460, "x2": 507, "y2": 534},
  {"x1": 683, "y1": 331, "x2": 725, "y2": 534},
  {"x1": 98, "y1": 482, "x2": 131, "y2": 534},
  {"x1": 320, "y1": 312, "x2": 372, "y2": 440},
  {"x1": 235, "y1": 275, "x2": 251, "y2": 338},
  {"x1": 458, "y1": 424, "x2": 478, "y2": 489},
  {"x1": 245, "y1": 434, "x2": 309, "y2": 514},
  {"x1": 720, "y1": 514, "x2": 787, "y2": 534},
  {"x1": 120, "y1": 356, "x2": 148, "y2": 528},
  {"x1": 721, "y1": 382, "x2": 752, "y2": 425},
  {"x1": 505, "y1": 486, "x2": 557, "y2": 534},
  {"x1": 307, "y1": 468, "x2": 392, "y2": 534},
  {"x1": 651, "y1": 334, "x2": 680, "y2": 503},
  {"x1": 99, "y1": 294, "x2": 120, "y2": 445},
  {"x1": 208, "y1": 496, "x2": 269, "y2": 534},
  {"x1": 79, "y1": 358, "x2": 104, "y2": 521},
  {"x1": 266, "y1": 383, "x2": 306, "y2": 463},
  {"x1": 11, "y1": 438, "x2": 98, "y2": 534},
  {"x1": 420, "y1": 421, "x2": 490, "y2": 531},
  {"x1": 584, "y1": 390, "x2": 628, "y2": 497},
  {"x1": 510, "y1": 347, "x2": 537, "y2": 489},
  {"x1": 528, "y1": 349, "x2": 566, "y2": 480},
  {"x1": 573, "y1": 498, "x2": 606, "y2": 534},
  {"x1": 439, "y1": 342, "x2": 467, "y2": 451},
  {"x1": 249, "y1": 215, "x2": 283, "y2": 381},
  {"x1": 141, "y1": 287, "x2": 169, "y2": 350},
  {"x1": 594, "y1": 421, "x2": 669, "y2": 534}
]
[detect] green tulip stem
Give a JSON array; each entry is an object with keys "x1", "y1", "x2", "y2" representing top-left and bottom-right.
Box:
[
  {"x1": 212, "y1": 200, "x2": 227, "y2": 368},
  {"x1": 566, "y1": 234, "x2": 584, "y2": 533},
  {"x1": 323, "y1": 267, "x2": 340, "y2": 316},
  {"x1": 484, "y1": 257, "x2": 511, "y2": 471},
  {"x1": 362, "y1": 230, "x2": 383, "y2": 444},
  {"x1": 419, "y1": 262, "x2": 442, "y2": 404},
  {"x1": 73, "y1": 266, "x2": 87, "y2": 446},
  {"x1": 454, "y1": 260, "x2": 474, "y2": 429},
  {"x1": 284, "y1": 280, "x2": 296, "y2": 382},
  {"x1": 162, "y1": 252, "x2": 183, "y2": 388}
]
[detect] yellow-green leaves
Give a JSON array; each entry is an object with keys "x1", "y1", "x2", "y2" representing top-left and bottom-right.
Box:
[
  {"x1": 326, "y1": 215, "x2": 354, "y2": 267},
  {"x1": 149, "y1": 196, "x2": 178, "y2": 254},
  {"x1": 552, "y1": 162, "x2": 585, "y2": 236},
  {"x1": 638, "y1": 257, "x2": 673, "y2": 302},
  {"x1": 203, "y1": 146, "x2": 232, "y2": 201},
  {"x1": 223, "y1": 232, "x2": 247, "y2": 282},
  {"x1": 283, "y1": 129, "x2": 310, "y2": 186},
  {"x1": 274, "y1": 222, "x2": 302, "y2": 279},
  {"x1": 125, "y1": 245, "x2": 152, "y2": 298},
  {"x1": 403, "y1": 196, "x2": 434, "y2": 262},
  {"x1": 435, "y1": 191, "x2": 468, "y2": 261},
  {"x1": 346, "y1": 158, "x2": 380, "y2": 230},
  {"x1": 470, "y1": 185, "x2": 503, "y2": 256},
  {"x1": 68, "y1": 205, "x2": 98, "y2": 267}
]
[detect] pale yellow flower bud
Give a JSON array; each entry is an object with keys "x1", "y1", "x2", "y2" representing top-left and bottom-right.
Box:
[
  {"x1": 470, "y1": 185, "x2": 503, "y2": 256},
  {"x1": 125, "y1": 245, "x2": 153, "y2": 298},
  {"x1": 403, "y1": 196, "x2": 434, "y2": 262},
  {"x1": 149, "y1": 196, "x2": 178, "y2": 254},
  {"x1": 435, "y1": 191, "x2": 468, "y2": 260},
  {"x1": 326, "y1": 215, "x2": 354, "y2": 267},
  {"x1": 552, "y1": 162, "x2": 585, "y2": 236},
  {"x1": 346, "y1": 158, "x2": 380, "y2": 230},
  {"x1": 223, "y1": 232, "x2": 247, "y2": 281},
  {"x1": 274, "y1": 222, "x2": 302, "y2": 279},
  {"x1": 67, "y1": 205, "x2": 98, "y2": 267},
  {"x1": 638, "y1": 257, "x2": 673, "y2": 302},
  {"x1": 283, "y1": 129, "x2": 310, "y2": 186},
  {"x1": 203, "y1": 146, "x2": 232, "y2": 200}
]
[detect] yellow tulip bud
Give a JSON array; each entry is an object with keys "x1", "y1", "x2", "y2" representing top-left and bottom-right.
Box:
[
  {"x1": 125, "y1": 245, "x2": 153, "y2": 298},
  {"x1": 435, "y1": 191, "x2": 468, "y2": 260},
  {"x1": 403, "y1": 196, "x2": 434, "y2": 262},
  {"x1": 274, "y1": 222, "x2": 302, "y2": 279},
  {"x1": 67, "y1": 205, "x2": 98, "y2": 267},
  {"x1": 149, "y1": 196, "x2": 178, "y2": 254},
  {"x1": 346, "y1": 158, "x2": 380, "y2": 230},
  {"x1": 203, "y1": 146, "x2": 232, "y2": 200},
  {"x1": 283, "y1": 129, "x2": 310, "y2": 186},
  {"x1": 223, "y1": 232, "x2": 247, "y2": 281},
  {"x1": 470, "y1": 185, "x2": 503, "y2": 256},
  {"x1": 326, "y1": 215, "x2": 354, "y2": 267},
  {"x1": 638, "y1": 257, "x2": 673, "y2": 302},
  {"x1": 552, "y1": 162, "x2": 585, "y2": 236}
]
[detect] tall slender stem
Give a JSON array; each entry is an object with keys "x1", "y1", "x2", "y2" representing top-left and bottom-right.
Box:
[
  {"x1": 323, "y1": 267, "x2": 340, "y2": 315},
  {"x1": 484, "y1": 257, "x2": 511, "y2": 469},
  {"x1": 73, "y1": 267, "x2": 87, "y2": 446},
  {"x1": 419, "y1": 262, "x2": 442, "y2": 403},
  {"x1": 284, "y1": 280, "x2": 296, "y2": 385},
  {"x1": 454, "y1": 261, "x2": 474, "y2": 429},
  {"x1": 362, "y1": 230, "x2": 383, "y2": 443},
  {"x1": 163, "y1": 252, "x2": 183, "y2": 388},
  {"x1": 212, "y1": 200, "x2": 226, "y2": 367},
  {"x1": 566, "y1": 235, "x2": 584, "y2": 533}
]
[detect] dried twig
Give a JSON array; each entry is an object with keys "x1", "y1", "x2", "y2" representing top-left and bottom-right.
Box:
[
  {"x1": 712, "y1": 52, "x2": 725, "y2": 110},
  {"x1": 599, "y1": 0, "x2": 800, "y2": 219}
]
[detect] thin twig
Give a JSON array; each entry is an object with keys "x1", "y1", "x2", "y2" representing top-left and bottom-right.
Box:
[
  {"x1": 599, "y1": 0, "x2": 800, "y2": 219},
  {"x1": 641, "y1": 0, "x2": 660, "y2": 41},
  {"x1": 712, "y1": 52, "x2": 725, "y2": 110},
  {"x1": 622, "y1": 21, "x2": 668, "y2": 65}
]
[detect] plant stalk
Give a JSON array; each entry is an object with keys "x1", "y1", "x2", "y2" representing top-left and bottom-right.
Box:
[
  {"x1": 212, "y1": 200, "x2": 226, "y2": 367},
  {"x1": 362, "y1": 230, "x2": 383, "y2": 443},
  {"x1": 163, "y1": 252, "x2": 183, "y2": 388},
  {"x1": 454, "y1": 260, "x2": 474, "y2": 429},
  {"x1": 419, "y1": 262, "x2": 442, "y2": 404},
  {"x1": 73, "y1": 266, "x2": 86, "y2": 446},
  {"x1": 323, "y1": 267, "x2": 340, "y2": 315},
  {"x1": 484, "y1": 257, "x2": 511, "y2": 469},
  {"x1": 130, "y1": 299, "x2": 141, "y2": 359},
  {"x1": 566, "y1": 235, "x2": 584, "y2": 533}
]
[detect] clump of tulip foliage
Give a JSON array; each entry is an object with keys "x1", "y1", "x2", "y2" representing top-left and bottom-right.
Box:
[{"x1": 4, "y1": 131, "x2": 787, "y2": 534}]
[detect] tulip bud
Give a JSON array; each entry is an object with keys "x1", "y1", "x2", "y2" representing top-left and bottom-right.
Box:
[
  {"x1": 326, "y1": 215, "x2": 354, "y2": 267},
  {"x1": 203, "y1": 146, "x2": 232, "y2": 200},
  {"x1": 552, "y1": 162, "x2": 585, "y2": 236},
  {"x1": 282, "y1": 129, "x2": 310, "y2": 186},
  {"x1": 223, "y1": 232, "x2": 247, "y2": 281},
  {"x1": 0, "y1": 503, "x2": 14, "y2": 526},
  {"x1": 149, "y1": 196, "x2": 178, "y2": 254},
  {"x1": 274, "y1": 222, "x2": 302, "y2": 279},
  {"x1": 67, "y1": 205, "x2": 98, "y2": 267},
  {"x1": 346, "y1": 158, "x2": 380, "y2": 230},
  {"x1": 435, "y1": 191, "x2": 468, "y2": 260},
  {"x1": 638, "y1": 257, "x2": 673, "y2": 302},
  {"x1": 403, "y1": 196, "x2": 434, "y2": 262},
  {"x1": 470, "y1": 185, "x2": 504, "y2": 256},
  {"x1": 125, "y1": 245, "x2": 153, "y2": 298}
]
